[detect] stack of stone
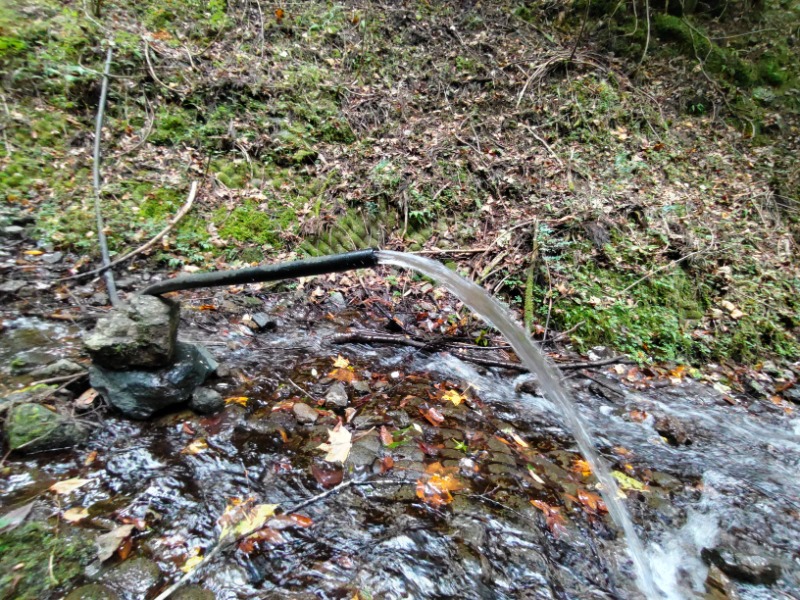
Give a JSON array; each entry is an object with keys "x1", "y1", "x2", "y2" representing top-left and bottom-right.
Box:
[{"x1": 85, "y1": 295, "x2": 222, "y2": 419}]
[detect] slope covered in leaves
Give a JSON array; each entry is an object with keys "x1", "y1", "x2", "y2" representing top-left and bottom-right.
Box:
[{"x1": 0, "y1": 0, "x2": 797, "y2": 364}]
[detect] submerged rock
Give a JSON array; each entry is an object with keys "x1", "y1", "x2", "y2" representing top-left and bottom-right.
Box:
[
  {"x1": 29, "y1": 358, "x2": 85, "y2": 379},
  {"x1": 190, "y1": 387, "x2": 225, "y2": 414},
  {"x1": 103, "y1": 557, "x2": 162, "y2": 597},
  {"x1": 84, "y1": 295, "x2": 180, "y2": 369},
  {"x1": 64, "y1": 584, "x2": 120, "y2": 600},
  {"x1": 90, "y1": 343, "x2": 216, "y2": 419},
  {"x1": 702, "y1": 544, "x2": 782, "y2": 585},
  {"x1": 5, "y1": 402, "x2": 87, "y2": 453}
]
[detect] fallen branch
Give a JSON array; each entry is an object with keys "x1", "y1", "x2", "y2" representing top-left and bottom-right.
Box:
[
  {"x1": 63, "y1": 182, "x2": 198, "y2": 281},
  {"x1": 93, "y1": 46, "x2": 119, "y2": 306},
  {"x1": 153, "y1": 478, "x2": 404, "y2": 600},
  {"x1": 331, "y1": 332, "x2": 633, "y2": 371}
]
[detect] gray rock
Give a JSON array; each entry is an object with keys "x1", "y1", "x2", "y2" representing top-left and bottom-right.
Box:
[
  {"x1": 172, "y1": 587, "x2": 216, "y2": 600},
  {"x1": 324, "y1": 382, "x2": 349, "y2": 408},
  {"x1": 705, "y1": 566, "x2": 741, "y2": 600},
  {"x1": 702, "y1": 545, "x2": 781, "y2": 585},
  {"x1": 84, "y1": 295, "x2": 180, "y2": 369},
  {"x1": 328, "y1": 291, "x2": 347, "y2": 308},
  {"x1": 5, "y1": 402, "x2": 87, "y2": 453},
  {"x1": 103, "y1": 557, "x2": 161, "y2": 597},
  {"x1": 29, "y1": 359, "x2": 85, "y2": 379},
  {"x1": 251, "y1": 312, "x2": 275, "y2": 331},
  {"x1": 2, "y1": 225, "x2": 24, "y2": 237},
  {"x1": 190, "y1": 387, "x2": 225, "y2": 414},
  {"x1": 0, "y1": 279, "x2": 26, "y2": 293},
  {"x1": 90, "y1": 342, "x2": 216, "y2": 419},
  {"x1": 87, "y1": 292, "x2": 110, "y2": 306},
  {"x1": 64, "y1": 584, "x2": 121, "y2": 600},
  {"x1": 42, "y1": 251, "x2": 64, "y2": 265},
  {"x1": 194, "y1": 344, "x2": 219, "y2": 374},
  {"x1": 293, "y1": 402, "x2": 319, "y2": 423}
]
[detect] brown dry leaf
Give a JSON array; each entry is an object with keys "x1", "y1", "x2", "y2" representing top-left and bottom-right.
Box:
[
  {"x1": 530, "y1": 500, "x2": 567, "y2": 537},
  {"x1": 225, "y1": 396, "x2": 249, "y2": 407},
  {"x1": 629, "y1": 410, "x2": 648, "y2": 422},
  {"x1": 379, "y1": 425, "x2": 394, "y2": 446},
  {"x1": 50, "y1": 478, "x2": 92, "y2": 495},
  {"x1": 509, "y1": 432, "x2": 529, "y2": 448},
  {"x1": 62, "y1": 507, "x2": 90, "y2": 523},
  {"x1": 577, "y1": 489, "x2": 607, "y2": 513},
  {"x1": 421, "y1": 406, "x2": 445, "y2": 426},
  {"x1": 84, "y1": 450, "x2": 98, "y2": 466},
  {"x1": 75, "y1": 388, "x2": 98, "y2": 408},
  {"x1": 96, "y1": 524, "x2": 136, "y2": 562},
  {"x1": 317, "y1": 421, "x2": 352, "y2": 463},
  {"x1": 415, "y1": 462, "x2": 463, "y2": 507}
]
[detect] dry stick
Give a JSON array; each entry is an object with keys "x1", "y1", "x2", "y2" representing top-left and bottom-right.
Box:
[
  {"x1": 93, "y1": 46, "x2": 119, "y2": 306},
  {"x1": 152, "y1": 479, "x2": 404, "y2": 600},
  {"x1": 331, "y1": 332, "x2": 632, "y2": 371},
  {"x1": 617, "y1": 247, "x2": 708, "y2": 296},
  {"x1": 62, "y1": 182, "x2": 198, "y2": 281}
]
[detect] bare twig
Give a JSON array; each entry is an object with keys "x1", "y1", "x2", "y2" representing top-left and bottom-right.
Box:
[
  {"x1": 617, "y1": 246, "x2": 710, "y2": 296},
  {"x1": 63, "y1": 182, "x2": 198, "y2": 281},
  {"x1": 93, "y1": 46, "x2": 119, "y2": 306}
]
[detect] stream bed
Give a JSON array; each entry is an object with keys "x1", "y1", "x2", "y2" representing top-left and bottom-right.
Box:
[{"x1": 1, "y1": 287, "x2": 798, "y2": 600}]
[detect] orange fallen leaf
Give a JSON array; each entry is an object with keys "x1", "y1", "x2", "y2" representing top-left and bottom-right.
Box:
[
  {"x1": 181, "y1": 438, "x2": 208, "y2": 455},
  {"x1": 415, "y1": 462, "x2": 463, "y2": 507},
  {"x1": 571, "y1": 459, "x2": 591, "y2": 477},
  {"x1": 442, "y1": 389, "x2": 466, "y2": 406},
  {"x1": 275, "y1": 8, "x2": 285, "y2": 23},
  {"x1": 23, "y1": 250, "x2": 43, "y2": 256},
  {"x1": 379, "y1": 425, "x2": 394, "y2": 446},
  {"x1": 84, "y1": 450, "x2": 98, "y2": 466},
  {"x1": 420, "y1": 406, "x2": 444, "y2": 426},
  {"x1": 577, "y1": 489, "x2": 607, "y2": 513}
]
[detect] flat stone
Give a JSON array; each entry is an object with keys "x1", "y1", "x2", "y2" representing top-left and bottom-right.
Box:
[
  {"x1": 84, "y1": 295, "x2": 180, "y2": 369},
  {"x1": 0, "y1": 280, "x2": 26, "y2": 293},
  {"x1": 64, "y1": 584, "x2": 121, "y2": 600},
  {"x1": 29, "y1": 359, "x2": 85, "y2": 379},
  {"x1": 190, "y1": 387, "x2": 225, "y2": 414},
  {"x1": 5, "y1": 402, "x2": 87, "y2": 453},
  {"x1": 325, "y1": 382, "x2": 349, "y2": 408},
  {"x1": 2, "y1": 225, "x2": 24, "y2": 237},
  {"x1": 42, "y1": 252, "x2": 64, "y2": 265},
  {"x1": 103, "y1": 557, "x2": 161, "y2": 597},
  {"x1": 293, "y1": 402, "x2": 319, "y2": 423},
  {"x1": 90, "y1": 342, "x2": 216, "y2": 419},
  {"x1": 702, "y1": 545, "x2": 781, "y2": 585}
]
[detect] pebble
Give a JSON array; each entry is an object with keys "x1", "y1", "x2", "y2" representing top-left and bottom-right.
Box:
[{"x1": 293, "y1": 402, "x2": 319, "y2": 423}]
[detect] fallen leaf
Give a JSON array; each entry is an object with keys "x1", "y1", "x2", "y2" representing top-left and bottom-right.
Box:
[
  {"x1": 526, "y1": 465, "x2": 545, "y2": 485},
  {"x1": 218, "y1": 499, "x2": 279, "y2": 545},
  {"x1": 317, "y1": 421, "x2": 352, "y2": 463},
  {"x1": 442, "y1": 389, "x2": 465, "y2": 406},
  {"x1": 23, "y1": 250, "x2": 43, "y2": 256},
  {"x1": 0, "y1": 502, "x2": 35, "y2": 534},
  {"x1": 611, "y1": 470, "x2": 648, "y2": 492},
  {"x1": 181, "y1": 438, "x2": 208, "y2": 455},
  {"x1": 577, "y1": 489, "x2": 607, "y2": 513},
  {"x1": 571, "y1": 459, "x2": 591, "y2": 477},
  {"x1": 96, "y1": 524, "x2": 136, "y2": 562},
  {"x1": 50, "y1": 478, "x2": 92, "y2": 495},
  {"x1": 332, "y1": 355, "x2": 350, "y2": 369},
  {"x1": 420, "y1": 406, "x2": 445, "y2": 426},
  {"x1": 181, "y1": 549, "x2": 204, "y2": 573},
  {"x1": 225, "y1": 396, "x2": 249, "y2": 407},
  {"x1": 379, "y1": 426, "x2": 394, "y2": 446},
  {"x1": 530, "y1": 499, "x2": 567, "y2": 537},
  {"x1": 509, "y1": 432, "x2": 529, "y2": 448},
  {"x1": 311, "y1": 462, "x2": 343, "y2": 488},
  {"x1": 75, "y1": 388, "x2": 98, "y2": 408},
  {"x1": 415, "y1": 462, "x2": 463, "y2": 507},
  {"x1": 62, "y1": 507, "x2": 89, "y2": 523},
  {"x1": 84, "y1": 450, "x2": 98, "y2": 466}
]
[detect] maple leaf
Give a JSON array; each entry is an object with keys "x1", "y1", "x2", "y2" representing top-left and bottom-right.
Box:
[
  {"x1": 218, "y1": 499, "x2": 279, "y2": 545},
  {"x1": 530, "y1": 500, "x2": 568, "y2": 537},
  {"x1": 317, "y1": 421, "x2": 352, "y2": 463},
  {"x1": 611, "y1": 471, "x2": 648, "y2": 492},
  {"x1": 442, "y1": 389, "x2": 465, "y2": 406},
  {"x1": 329, "y1": 355, "x2": 357, "y2": 383},
  {"x1": 415, "y1": 462, "x2": 463, "y2": 507},
  {"x1": 571, "y1": 459, "x2": 591, "y2": 477}
]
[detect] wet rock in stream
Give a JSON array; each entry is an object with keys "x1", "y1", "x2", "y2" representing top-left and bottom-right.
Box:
[
  {"x1": 190, "y1": 386, "x2": 225, "y2": 414},
  {"x1": 4, "y1": 402, "x2": 87, "y2": 452},
  {"x1": 64, "y1": 584, "x2": 120, "y2": 600},
  {"x1": 324, "y1": 381, "x2": 349, "y2": 407},
  {"x1": 89, "y1": 342, "x2": 216, "y2": 419},
  {"x1": 701, "y1": 542, "x2": 782, "y2": 585},
  {"x1": 101, "y1": 557, "x2": 162, "y2": 597}
]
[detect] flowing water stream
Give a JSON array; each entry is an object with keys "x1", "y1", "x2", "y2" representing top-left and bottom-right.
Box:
[{"x1": 377, "y1": 250, "x2": 661, "y2": 598}]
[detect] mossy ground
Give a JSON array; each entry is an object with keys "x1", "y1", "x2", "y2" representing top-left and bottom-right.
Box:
[
  {"x1": 0, "y1": 522, "x2": 94, "y2": 599},
  {"x1": 1, "y1": 0, "x2": 797, "y2": 365}
]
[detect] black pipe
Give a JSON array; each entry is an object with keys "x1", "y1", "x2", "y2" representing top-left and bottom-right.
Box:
[{"x1": 139, "y1": 248, "x2": 380, "y2": 296}]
